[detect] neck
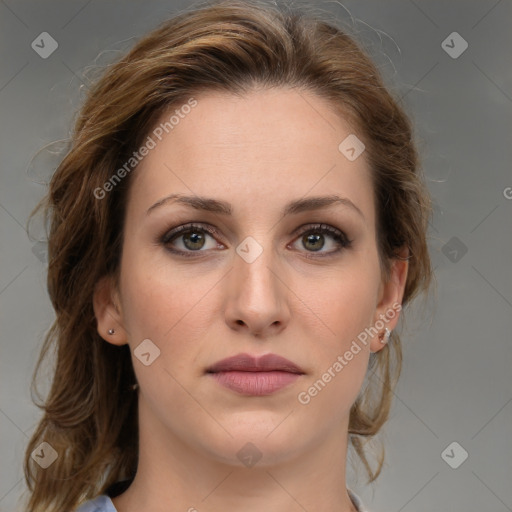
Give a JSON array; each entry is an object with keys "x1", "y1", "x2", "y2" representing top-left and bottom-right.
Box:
[{"x1": 112, "y1": 397, "x2": 359, "y2": 512}]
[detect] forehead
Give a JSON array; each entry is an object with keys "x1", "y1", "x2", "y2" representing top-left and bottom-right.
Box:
[{"x1": 127, "y1": 87, "x2": 375, "y2": 223}]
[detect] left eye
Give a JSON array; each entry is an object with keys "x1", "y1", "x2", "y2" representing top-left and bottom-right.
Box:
[{"x1": 290, "y1": 223, "x2": 352, "y2": 256}]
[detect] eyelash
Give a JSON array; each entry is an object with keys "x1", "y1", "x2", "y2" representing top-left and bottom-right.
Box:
[{"x1": 159, "y1": 222, "x2": 353, "y2": 259}]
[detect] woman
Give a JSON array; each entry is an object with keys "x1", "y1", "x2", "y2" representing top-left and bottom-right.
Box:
[{"x1": 23, "y1": 1, "x2": 433, "y2": 511}]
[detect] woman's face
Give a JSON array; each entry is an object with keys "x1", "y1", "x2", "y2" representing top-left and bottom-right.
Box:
[{"x1": 96, "y1": 87, "x2": 407, "y2": 467}]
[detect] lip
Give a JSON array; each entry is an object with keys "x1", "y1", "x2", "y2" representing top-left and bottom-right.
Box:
[
  {"x1": 206, "y1": 353, "x2": 305, "y2": 396},
  {"x1": 206, "y1": 352, "x2": 304, "y2": 374}
]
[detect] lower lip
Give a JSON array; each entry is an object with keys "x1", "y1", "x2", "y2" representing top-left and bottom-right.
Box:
[{"x1": 208, "y1": 371, "x2": 302, "y2": 396}]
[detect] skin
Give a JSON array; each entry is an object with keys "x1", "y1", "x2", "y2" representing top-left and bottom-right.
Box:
[{"x1": 94, "y1": 87, "x2": 408, "y2": 512}]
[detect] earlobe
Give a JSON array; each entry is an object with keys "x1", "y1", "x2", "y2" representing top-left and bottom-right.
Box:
[
  {"x1": 370, "y1": 247, "x2": 409, "y2": 354},
  {"x1": 93, "y1": 275, "x2": 128, "y2": 346}
]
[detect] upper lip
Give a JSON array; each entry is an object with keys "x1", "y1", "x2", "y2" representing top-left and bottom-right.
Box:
[{"x1": 206, "y1": 353, "x2": 305, "y2": 374}]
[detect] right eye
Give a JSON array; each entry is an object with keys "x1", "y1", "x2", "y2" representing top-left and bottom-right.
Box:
[{"x1": 160, "y1": 223, "x2": 225, "y2": 257}]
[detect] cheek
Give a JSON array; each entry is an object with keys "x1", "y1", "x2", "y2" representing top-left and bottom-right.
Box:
[
  {"x1": 297, "y1": 256, "x2": 381, "y2": 405},
  {"x1": 296, "y1": 279, "x2": 376, "y2": 419},
  {"x1": 118, "y1": 246, "x2": 220, "y2": 359},
  {"x1": 311, "y1": 258, "x2": 381, "y2": 346}
]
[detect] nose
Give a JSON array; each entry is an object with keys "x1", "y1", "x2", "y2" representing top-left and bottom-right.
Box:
[{"x1": 223, "y1": 240, "x2": 291, "y2": 337}]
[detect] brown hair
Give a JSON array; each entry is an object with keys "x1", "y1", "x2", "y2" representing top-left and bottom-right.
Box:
[{"x1": 23, "y1": 0, "x2": 433, "y2": 510}]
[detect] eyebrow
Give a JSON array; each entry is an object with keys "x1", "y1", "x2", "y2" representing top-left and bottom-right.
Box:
[{"x1": 146, "y1": 194, "x2": 365, "y2": 220}]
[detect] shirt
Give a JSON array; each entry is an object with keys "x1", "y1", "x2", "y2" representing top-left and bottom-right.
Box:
[{"x1": 74, "y1": 488, "x2": 369, "y2": 511}]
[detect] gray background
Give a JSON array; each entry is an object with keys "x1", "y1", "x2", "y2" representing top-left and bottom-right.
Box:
[{"x1": 1, "y1": 1, "x2": 511, "y2": 511}]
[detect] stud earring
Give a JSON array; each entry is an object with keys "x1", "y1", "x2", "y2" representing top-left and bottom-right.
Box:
[
  {"x1": 370, "y1": 328, "x2": 392, "y2": 353},
  {"x1": 379, "y1": 327, "x2": 391, "y2": 344},
  {"x1": 108, "y1": 328, "x2": 115, "y2": 335}
]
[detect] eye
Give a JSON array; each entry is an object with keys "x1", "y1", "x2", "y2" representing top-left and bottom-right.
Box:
[
  {"x1": 160, "y1": 222, "x2": 352, "y2": 259},
  {"x1": 289, "y1": 223, "x2": 352, "y2": 257},
  {"x1": 161, "y1": 223, "x2": 224, "y2": 257}
]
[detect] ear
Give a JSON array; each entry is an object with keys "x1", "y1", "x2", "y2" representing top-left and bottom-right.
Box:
[
  {"x1": 369, "y1": 246, "x2": 409, "y2": 354},
  {"x1": 93, "y1": 275, "x2": 128, "y2": 346}
]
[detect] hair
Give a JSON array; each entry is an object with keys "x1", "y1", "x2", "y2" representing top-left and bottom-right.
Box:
[{"x1": 23, "y1": 0, "x2": 433, "y2": 510}]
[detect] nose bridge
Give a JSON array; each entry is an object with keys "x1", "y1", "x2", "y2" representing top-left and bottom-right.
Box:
[
  {"x1": 225, "y1": 232, "x2": 290, "y2": 333},
  {"x1": 233, "y1": 234, "x2": 281, "y2": 298}
]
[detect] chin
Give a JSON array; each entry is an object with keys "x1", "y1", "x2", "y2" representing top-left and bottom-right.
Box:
[{"x1": 198, "y1": 418, "x2": 305, "y2": 468}]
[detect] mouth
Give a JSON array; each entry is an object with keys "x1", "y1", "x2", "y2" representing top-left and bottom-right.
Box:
[{"x1": 205, "y1": 352, "x2": 305, "y2": 396}]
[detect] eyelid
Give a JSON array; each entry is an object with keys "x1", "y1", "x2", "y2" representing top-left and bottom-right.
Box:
[
  {"x1": 160, "y1": 223, "x2": 223, "y2": 244},
  {"x1": 292, "y1": 222, "x2": 350, "y2": 241}
]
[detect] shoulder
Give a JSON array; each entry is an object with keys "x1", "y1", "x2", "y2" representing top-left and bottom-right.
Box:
[
  {"x1": 75, "y1": 489, "x2": 366, "y2": 512},
  {"x1": 74, "y1": 495, "x2": 117, "y2": 512},
  {"x1": 348, "y1": 488, "x2": 370, "y2": 512}
]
